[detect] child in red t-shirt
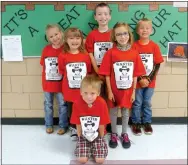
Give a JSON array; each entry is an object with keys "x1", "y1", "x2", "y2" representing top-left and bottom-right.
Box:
[
  {"x1": 58, "y1": 28, "x2": 91, "y2": 140},
  {"x1": 85, "y1": 2, "x2": 113, "y2": 133},
  {"x1": 85, "y1": 3, "x2": 113, "y2": 75},
  {"x1": 40, "y1": 24, "x2": 68, "y2": 135},
  {"x1": 71, "y1": 75, "x2": 110, "y2": 164},
  {"x1": 99, "y1": 22, "x2": 146, "y2": 149},
  {"x1": 131, "y1": 18, "x2": 164, "y2": 136}
]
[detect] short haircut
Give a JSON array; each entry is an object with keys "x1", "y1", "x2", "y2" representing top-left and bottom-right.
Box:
[
  {"x1": 111, "y1": 22, "x2": 134, "y2": 46},
  {"x1": 63, "y1": 27, "x2": 86, "y2": 53},
  {"x1": 94, "y1": 2, "x2": 111, "y2": 15},
  {"x1": 80, "y1": 74, "x2": 103, "y2": 93},
  {"x1": 45, "y1": 24, "x2": 62, "y2": 34},
  {"x1": 136, "y1": 18, "x2": 152, "y2": 32}
]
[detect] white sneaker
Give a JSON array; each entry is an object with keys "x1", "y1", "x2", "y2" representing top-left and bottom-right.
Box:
[{"x1": 69, "y1": 127, "x2": 78, "y2": 141}]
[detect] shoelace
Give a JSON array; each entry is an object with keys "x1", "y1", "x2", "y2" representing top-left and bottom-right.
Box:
[
  {"x1": 122, "y1": 133, "x2": 130, "y2": 143},
  {"x1": 111, "y1": 134, "x2": 119, "y2": 142}
]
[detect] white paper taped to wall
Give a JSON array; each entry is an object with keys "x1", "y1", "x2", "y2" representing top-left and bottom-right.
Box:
[{"x1": 2, "y1": 35, "x2": 23, "y2": 61}]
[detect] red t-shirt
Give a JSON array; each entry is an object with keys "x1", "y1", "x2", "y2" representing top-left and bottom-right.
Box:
[
  {"x1": 132, "y1": 40, "x2": 164, "y2": 88},
  {"x1": 40, "y1": 44, "x2": 63, "y2": 92},
  {"x1": 70, "y1": 96, "x2": 110, "y2": 125},
  {"x1": 58, "y1": 52, "x2": 91, "y2": 102},
  {"x1": 85, "y1": 29, "x2": 113, "y2": 67},
  {"x1": 99, "y1": 47, "x2": 146, "y2": 109}
]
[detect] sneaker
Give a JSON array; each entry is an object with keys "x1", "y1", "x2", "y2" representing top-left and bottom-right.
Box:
[
  {"x1": 57, "y1": 128, "x2": 67, "y2": 135},
  {"x1": 109, "y1": 133, "x2": 118, "y2": 148},
  {"x1": 69, "y1": 127, "x2": 78, "y2": 141},
  {"x1": 143, "y1": 123, "x2": 153, "y2": 135},
  {"x1": 121, "y1": 133, "x2": 131, "y2": 149},
  {"x1": 131, "y1": 123, "x2": 142, "y2": 136},
  {"x1": 46, "y1": 127, "x2": 53, "y2": 134}
]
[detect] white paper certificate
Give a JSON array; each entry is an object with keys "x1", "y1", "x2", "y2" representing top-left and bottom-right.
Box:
[{"x1": 2, "y1": 35, "x2": 23, "y2": 61}]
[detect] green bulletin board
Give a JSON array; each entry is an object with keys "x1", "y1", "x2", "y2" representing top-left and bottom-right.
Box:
[{"x1": 2, "y1": 4, "x2": 187, "y2": 57}]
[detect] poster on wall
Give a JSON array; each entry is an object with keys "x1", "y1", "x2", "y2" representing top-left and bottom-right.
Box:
[
  {"x1": 167, "y1": 42, "x2": 187, "y2": 62},
  {"x1": 2, "y1": 35, "x2": 23, "y2": 61}
]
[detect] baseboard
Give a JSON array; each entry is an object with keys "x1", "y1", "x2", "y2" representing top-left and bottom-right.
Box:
[{"x1": 1, "y1": 117, "x2": 187, "y2": 125}]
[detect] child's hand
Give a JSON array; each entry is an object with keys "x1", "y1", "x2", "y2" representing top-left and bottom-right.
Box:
[
  {"x1": 142, "y1": 78, "x2": 150, "y2": 87},
  {"x1": 108, "y1": 91, "x2": 115, "y2": 102},
  {"x1": 130, "y1": 90, "x2": 136, "y2": 103},
  {"x1": 139, "y1": 78, "x2": 149, "y2": 88}
]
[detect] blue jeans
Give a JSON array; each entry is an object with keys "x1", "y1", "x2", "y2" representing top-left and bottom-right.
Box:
[
  {"x1": 44, "y1": 92, "x2": 68, "y2": 129},
  {"x1": 131, "y1": 88, "x2": 154, "y2": 124}
]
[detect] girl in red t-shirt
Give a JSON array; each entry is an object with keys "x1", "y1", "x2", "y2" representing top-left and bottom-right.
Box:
[
  {"x1": 99, "y1": 22, "x2": 145, "y2": 149},
  {"x1": 40, "y1": 24, "x2": 68, "y2": 135},
  {"x1": 58, "y1": 28, "x2": 91, "y2": 140}
]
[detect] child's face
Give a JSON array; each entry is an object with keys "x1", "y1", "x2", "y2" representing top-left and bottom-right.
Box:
[
  {"x1": 66, "y1": 36, "x2": 82, "y2": 51},
  {"x1": 137, "y1": 21, "x2": 152, "y2": 39},
  {"x1": 46, "y1": 27, "x2": 63, "y2": 46},
  {"x1": 94, "y1": 7, "x2": 111, "y2": 26},
  {"x1": 114, "y1": 26, "x2": 130, "y2": 46},
  {"x1": 81, "y1": 85, "x2": 99, "y2": 105}
]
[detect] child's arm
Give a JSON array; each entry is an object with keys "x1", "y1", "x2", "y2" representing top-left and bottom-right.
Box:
[
  {"x1": 76, "y1": 124, "x2": 82, "y2": 137},
  {"x1": 131, "y1": 77, "x2": 137, "y2": 103},
  {"x1": 99, "y1": 125, "x2": 105, "y2": 137},
  {"x1": 89, "y1": 52, "x2": 99, "y2": 74},
  {"x1": 106, "y1": 76, "x2": 115, "y2": 102}
]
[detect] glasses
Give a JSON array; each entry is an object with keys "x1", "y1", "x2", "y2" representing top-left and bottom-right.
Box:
[{"x1": 115, "y1": 32, "x2": 129, "y2": 37}]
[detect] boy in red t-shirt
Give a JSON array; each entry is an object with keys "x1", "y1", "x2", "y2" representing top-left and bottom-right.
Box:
[
  {"x1": 131, "y1": 18, "x2": 164, "y2": 135},
  {"x1": 71, "y1": 75, "x2": 110, "y2": 164},
  {"x1": 99, "y1": 22, "x2": 146, "y2": 149},
  {"x1": 40, "y1": 24, "x2": 68, "y2": 135},
  {"x1": 85, "y1": 2, "x2": 113, "y2": 133}
]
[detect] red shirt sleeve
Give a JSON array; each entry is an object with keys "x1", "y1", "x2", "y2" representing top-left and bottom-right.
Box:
[
  {"x1": 58, "y1": 53, "x2": 65, "y2": 75},
  {"x1": 40, "y1": 47, "x2": 46, "y2": 66},
  {"x1": 70, "y1": 102, "x2": 80, "y2": 124},
  {"x1": 98, "y1": 50, "x2": 112, "y2": 76},
  {"x1": 85, "y1": 32, "x2": 94, "y2": 53},
  {"x1": 154, "y1": 44, "x2": 164, "y2": 64},
  {"x1": 133, "y1": 51, "x2": 146, "y2": 77},
  {"x1": 99, "y1": 99, "x2": 110, "y2": 125},
  {"x1": 86, "y1": 53, "x2": 92, "y2": 73}
]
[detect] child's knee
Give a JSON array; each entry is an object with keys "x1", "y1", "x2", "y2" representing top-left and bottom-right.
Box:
[
  {"x1": 78, "y1": 157, "x2": 88, "y2": 164},
  {"x1": 95, "y1": 158, "x2": 105, "y2": 164}
]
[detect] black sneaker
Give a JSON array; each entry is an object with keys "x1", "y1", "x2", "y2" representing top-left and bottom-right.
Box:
[
  {"x1": 121, "y1": 133, "x2": 131, "y2": 149},
  {"x1": 109, "y1": 133, "x2": 118, "y2": 148}
]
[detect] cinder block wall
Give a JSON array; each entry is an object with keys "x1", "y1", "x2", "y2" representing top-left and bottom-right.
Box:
[
  {"x1": 2, "y1": 57, "x2": 187, "y2": 118},
  {"x1": 1, "y1": 2, "x2": 187, "y2": 119}
]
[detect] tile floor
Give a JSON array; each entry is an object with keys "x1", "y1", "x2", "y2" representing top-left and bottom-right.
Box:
[{"x1": 1, "y1": 125, "x2": 187, "y2": 164}]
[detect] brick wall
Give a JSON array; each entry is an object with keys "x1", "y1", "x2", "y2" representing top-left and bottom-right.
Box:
[
  {"x1": 1, "y1": 2, "x2": 187, "y2": 118},
  {"x1": 2, "y1": 57, "x2": 187, "y2": 118}
]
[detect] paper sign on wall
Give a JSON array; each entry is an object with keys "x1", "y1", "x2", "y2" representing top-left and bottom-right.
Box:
[{"x1": 2, "y1": 35, "x2": 23, "y2": 61}]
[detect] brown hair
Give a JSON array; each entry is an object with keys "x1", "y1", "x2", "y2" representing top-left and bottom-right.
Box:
[
  {"x1": 80, "y1": 74, "x2": 103, "y2": 93},
  {"x1": 111, "y1": 22, "x2": 134, "y2": 46},
  {"x1": 136, "y1": 18, "x2": 152, "y2": 32},
  {"x1": 63, "y1": 27, "x2": 86, "y2": 53},
  {"x1": 94, "y1": 2, "x2": 111, "y2": 15}
]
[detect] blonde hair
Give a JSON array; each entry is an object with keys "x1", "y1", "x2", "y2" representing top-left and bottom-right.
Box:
[
  {"x1": 45, "y1": 24, "x2": 64, "y2": 42},
  {"x1": 111, "y1": 22, "x2": 134, "y2": 46},
  {"x1": 80, "y1": 74, "x2": 103, "y2": 93},
  {"x1": 63, "y1": 27, "x2": 86, "y2": 53},
  {"x1": 136, "y1": 18, "x2": 152, "y2": 32}
]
